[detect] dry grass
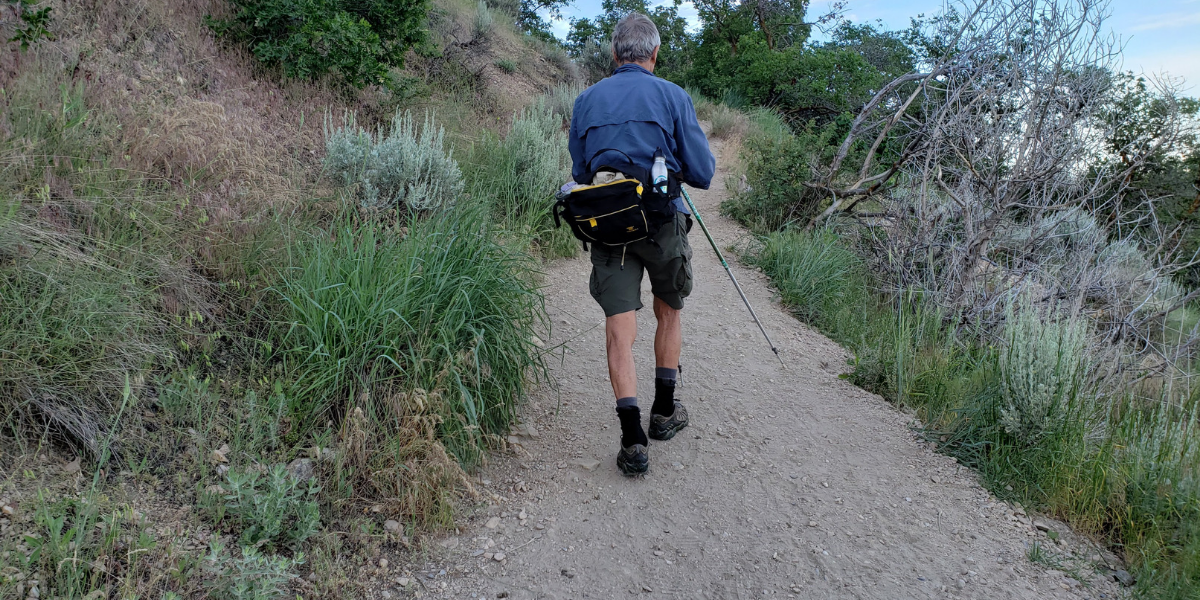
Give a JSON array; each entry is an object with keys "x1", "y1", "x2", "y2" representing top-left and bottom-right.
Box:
[
  {"x1": 15, "y1": 0, "x2": 375, "y2": 205},
  {"x1": 414, "y1": 0, "x2": 580, "y2": 135},
  {"x1": 710, "y1": 104, "x2": 750, "y2": 141},
  {"x1": 334, "y1": 398, "x2": 479, "y2": 524}
]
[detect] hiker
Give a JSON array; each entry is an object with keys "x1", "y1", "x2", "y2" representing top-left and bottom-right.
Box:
[{"x1": 566, "y1": 12, "x2": 716, "y2": 475}]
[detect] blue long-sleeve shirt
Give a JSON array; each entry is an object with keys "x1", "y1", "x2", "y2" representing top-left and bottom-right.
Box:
[{"x1": 569, "y1": 64, "x2": 715, "y2": 213}]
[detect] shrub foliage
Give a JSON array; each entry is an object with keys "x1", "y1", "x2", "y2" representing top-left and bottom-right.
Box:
[
  {"x1": 205, "y1": 465, "x2": 321, "y2": 551},
  {"x1": 208, "y1": 0, "x2": 429, "y2": 88},
  {"x1": 324, "y1": 111, "x2": 463, "y2": 212}
]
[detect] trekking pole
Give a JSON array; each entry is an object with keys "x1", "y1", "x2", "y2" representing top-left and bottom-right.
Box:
[{"x1": 680, "y1": 188, "x2": 785, "y2": 367}]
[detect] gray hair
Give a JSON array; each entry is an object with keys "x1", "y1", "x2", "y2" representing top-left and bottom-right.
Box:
[{"x1": 611, "y1": 13, "x2": 660, "y2": 63}]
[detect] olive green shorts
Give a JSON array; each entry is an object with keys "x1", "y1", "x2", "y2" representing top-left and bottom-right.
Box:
[{"x1": 589, "y1": 212, "x2": 694, "y2": 317}]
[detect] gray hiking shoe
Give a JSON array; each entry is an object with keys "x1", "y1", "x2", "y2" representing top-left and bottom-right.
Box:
[
  {"x1": 648, "y1": 402, "x2": 689, "y2": 441},
  {"x1": 616, "y1": 444, "x2": 649, "y2": 475}
]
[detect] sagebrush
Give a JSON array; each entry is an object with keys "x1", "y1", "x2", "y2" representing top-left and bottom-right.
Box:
[{"x1": 324, "y1": 111, "x2": 464, "y2": 212}]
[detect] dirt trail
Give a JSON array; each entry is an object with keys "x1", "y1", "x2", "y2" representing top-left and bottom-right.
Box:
[{"x1": 419, "y1": 139, "x2": 1121, "y2": 600}]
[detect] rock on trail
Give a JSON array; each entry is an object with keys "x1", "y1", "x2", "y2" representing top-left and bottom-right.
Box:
[{"x1": 416, "y1": 138, "x2": 1121, "y2": 600}]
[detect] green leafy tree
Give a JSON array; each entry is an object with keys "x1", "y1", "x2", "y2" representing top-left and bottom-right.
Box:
[
  {"x1": 566, "y1": 0, "x2": 696, "y2": 83},
  {"x1": 825, "y1": 21, "x2": 913, "y2": 82},
  {"x1": 515, "y1": 0, "x2": 570, "y2": 41},
  {"x1": 208, "y1": 0, "x2": 429, "y2": 89},
  {"x1": 566, "y1": 16, "x2": 604, "y2": 52},
  {"x1": 689, "y1": 0, "x2": 916, "y2": 121},
  {"x1": 693, "y1": 0, "x2": 807, "y2": 55},
  {"x1": 1095, "y1": 72, "x2": 1200, "y2": 285}
]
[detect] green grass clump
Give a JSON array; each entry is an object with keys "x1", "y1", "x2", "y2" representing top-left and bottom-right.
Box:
[
  {"x1": 0, "y1": 207, "x2": 169, "y2": 455},
  {"x1": 271, "y1": 203, "x2": 544, "y2": 464},
  {"x1": 709, "y1": 104, "x2": 749, "y2": 140},
  {"x1": 467, "y1": 96, "x2": 576, "y2": 257},
  {"x1": 21, "y1": 491, "x2": 163, "y2": 597},
  {"x1": 685, "y1": 86, "x2": 717, "y2": 121},
  {"x1": 495, "y1": 58, "x2": 517, "y2": 73},
  {"x1": 745, "y1": 107, "x2": 791, "y2": 141}
]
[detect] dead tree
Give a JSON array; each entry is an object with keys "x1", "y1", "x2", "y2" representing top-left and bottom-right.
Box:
[{"x1": 807, "y1": 0, "x2": 1196, "y2": 379}]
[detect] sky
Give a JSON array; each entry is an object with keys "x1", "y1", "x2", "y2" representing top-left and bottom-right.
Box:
[{"x1": 549, "y1": 0, "x2": 1200, "y2": 92}]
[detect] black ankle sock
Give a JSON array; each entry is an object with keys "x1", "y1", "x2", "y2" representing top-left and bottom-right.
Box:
[
  {"x1": 652, "y1": 377, "x2": 676, "y2": 417},
  {"x1": 616, "y1": 405, "x2": 648, "y2": 447}
]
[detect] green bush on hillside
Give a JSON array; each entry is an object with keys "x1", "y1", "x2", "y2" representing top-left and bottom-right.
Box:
[
  {"x1": 997, "y1": 299, "x2": 1089, "y2": 447},
  {"x1": 208, "y1": 0, "x2": 429, "y2": 89},
  {"x1": 474, "y1": 0, "x2": 494, "y2": 40},
  {"x1": 723, "y1": 123, "x2": 839, "y2": 232}
]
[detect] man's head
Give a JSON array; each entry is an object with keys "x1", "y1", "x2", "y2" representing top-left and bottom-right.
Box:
[{"x1": 611, "y1": 13, "x2": 660, "y2": 71}]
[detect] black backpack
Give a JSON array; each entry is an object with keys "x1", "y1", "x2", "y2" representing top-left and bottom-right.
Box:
[{"x1": 553, "y1": 148, "x2": 681, "y2": 250}]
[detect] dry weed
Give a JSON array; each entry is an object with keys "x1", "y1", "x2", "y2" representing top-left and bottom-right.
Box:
[
  {"x1": 334, "y1": 392, "x2": 478, "y2": 525},
  {"x1": 710, "y1": 105, "x2": 750, "y2": 141}
]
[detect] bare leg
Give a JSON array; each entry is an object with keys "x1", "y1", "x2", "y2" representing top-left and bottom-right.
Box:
[
  {"x1": 653, "y1": 296, "x2": 681, "y2": 370},
  {"x1": 605, "y1": 310, "x2": 638, "y2": 401}
]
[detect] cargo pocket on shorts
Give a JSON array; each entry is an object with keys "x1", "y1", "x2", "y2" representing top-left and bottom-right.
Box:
[
  {"x1": 589, "y1": 268, "x2": 603, "y2": 304},
  {"x1": 674, "y1": 253, "x2": 693, "y2": 299}
]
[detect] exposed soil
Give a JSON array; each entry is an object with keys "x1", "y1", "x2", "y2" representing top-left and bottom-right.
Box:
[{"x1": 388, "y1": 138, "x2": 1129, "y2": 600}]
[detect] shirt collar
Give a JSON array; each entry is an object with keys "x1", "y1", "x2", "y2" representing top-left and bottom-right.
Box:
[{"x1": 614, "y1": 63, "x2": 653, "y2": 76}]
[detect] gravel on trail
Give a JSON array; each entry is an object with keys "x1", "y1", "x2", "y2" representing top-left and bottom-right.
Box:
[{"x1": 401, "y1": 138, "x2": 1124, "y2": 600}]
